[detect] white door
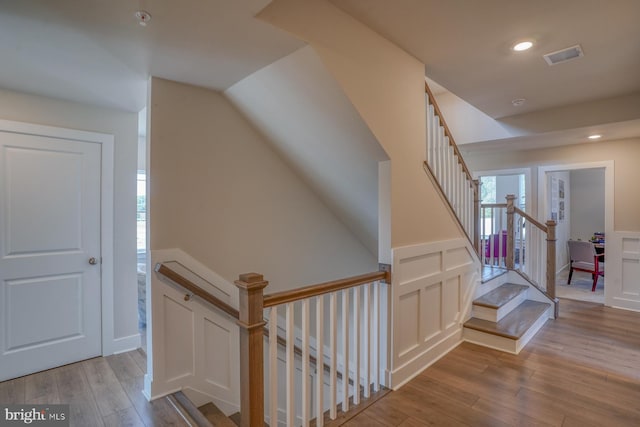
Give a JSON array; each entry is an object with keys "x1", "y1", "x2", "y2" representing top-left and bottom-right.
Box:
[{"x1": 0, "y1": 131, "x2": 102, "y2": 381}]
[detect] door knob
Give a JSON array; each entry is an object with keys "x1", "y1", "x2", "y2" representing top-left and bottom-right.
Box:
[{"x1": 89, "y1": 257, "x2": 97, "y2": 265}]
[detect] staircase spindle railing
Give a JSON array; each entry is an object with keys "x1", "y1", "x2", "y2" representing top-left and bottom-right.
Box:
[
  {"x1": 242, "y1": 268, "x2": 391, "y2": 427},
  {"x1": 424, "y1": 81, "x2": 479, "y2": 253}
]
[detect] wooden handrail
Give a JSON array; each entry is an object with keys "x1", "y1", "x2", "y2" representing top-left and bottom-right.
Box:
[
  {"x1": 155, "y1": 262, "x2": 240, "y2": 319},
  {"x1": 480, "y1": 203, "x2": 508, "y2": 209},
  {"x1": 424, "y1": 81, "x2": 475, "y2": 185},
  {"x1": 424, "y1": 161, "x2": 477, "y2": 252},
  {"x1": 156, "y1": 262, "x2": 366, "y2": 379},
  {"x1": 263, "y1": 271, "x2": 388, "y2": 308},
  {"x1": 513, "y1": 207, "x2": 548, "y2": 233}
]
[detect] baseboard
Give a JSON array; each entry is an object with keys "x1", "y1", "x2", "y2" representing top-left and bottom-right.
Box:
[
  {"x1": 388, "y1": 329, "x2": 462, "y2": 389},
  {"x1": 109, "y1": 333, "x2": 142, "y2": 355}
]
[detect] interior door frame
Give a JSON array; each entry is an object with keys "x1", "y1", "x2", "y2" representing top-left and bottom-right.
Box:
[
  {"x1": 538, "y1": 161, "x2": 614, "y2": 305},
  {"x1": 0, "y1": 118, "x2": 115, "y2": 355}
]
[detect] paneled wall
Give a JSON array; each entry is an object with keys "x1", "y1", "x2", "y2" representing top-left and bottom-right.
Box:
[
  {"x1": 145, "y1": 249, "x2": 240, "y2": 414},
  {"x1": 389, "y1": 238, "x2": 479, "y2": 388},
  {"x1": 608, "y1": 232, "x2": 640, "y2": 311}
]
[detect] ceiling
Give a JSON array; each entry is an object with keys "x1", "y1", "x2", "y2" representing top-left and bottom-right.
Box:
[
  {"x1": 331, "y1": 0, "x2": 640, "y2": 119},
  {"x1": 1, "y1": 0, "x2": 639, "y2": 147},
  {"x1": 0, "y1": 0, "x2": 304, "y2": 112}
]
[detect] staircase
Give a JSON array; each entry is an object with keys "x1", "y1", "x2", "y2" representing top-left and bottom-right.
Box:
[
  {"x1": 170, "y1": 387, "x2": 390, "y2": 427},
  {"x1": 463, "y1": 275, "x2": 552, "y2": 354}
]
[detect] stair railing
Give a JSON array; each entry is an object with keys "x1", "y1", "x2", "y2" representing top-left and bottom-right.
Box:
[
  {"x1": 235, "y1": 268, "x2": 391, "y2": 427},
  {"x1": 479, "y1": 202, "x2": 508, "y2": 267},
  {"x1": 480, "y1": 196, "x2": 557, "y2": 312},
  {"x1": 503, "y1": 195, "x2": 557, "y2": 302},
  {"x1": 424, "y1": 81, "x2": 480, "y2": 252}
]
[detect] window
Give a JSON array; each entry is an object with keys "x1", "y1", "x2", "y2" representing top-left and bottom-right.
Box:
[{"x1": 137, "y1": 171, "x2": 146, "y2": 252}]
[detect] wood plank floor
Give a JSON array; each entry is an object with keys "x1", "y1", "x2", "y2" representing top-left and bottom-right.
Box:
[
  {"x1": 2, "y1": 298, "x2": 639, "y2": 426},
  {"x1": 345, "y1": 298, "x2": 640, "y2": 427},
  {"x1": 0, "y1": 348, "x2": 188, "y2": 427}
]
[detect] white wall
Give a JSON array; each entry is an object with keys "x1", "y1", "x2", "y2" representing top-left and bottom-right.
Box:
[
  {"x1": 547, "y1": 171, "x2": 571, "y2": 270},
  {"x1": 570, "y1": 168, "x2": 605, "y2": 241},
  {"x1": 149, "y1": 78, "x2": 377, "y2": 292},
  {"x1": 496, "y1": 175, "x2": 521, "y2": 207},
  {"x1": 259, "y1": 0, "x2": 462, "y2": 248},
  {"x1": 225, "y1": 46, "x2": 388, "y2": 256},
  {"x1": 0, "y1": 87, "x2": 140, "y2": 349}
]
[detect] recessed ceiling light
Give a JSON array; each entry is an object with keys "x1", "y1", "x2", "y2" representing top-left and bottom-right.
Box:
[
  {"x1": 513, "y1": 41, "x2": 534, "y2": 52},
  {"x1": 134, "y1": 10, "x2": 152, "y2": 26},
  {"x1": 511, "y1": 98, "x2": 526, "y2": 106},
  {"x1": 588, "y1": 134, "x2": 602, "y2": 140}
]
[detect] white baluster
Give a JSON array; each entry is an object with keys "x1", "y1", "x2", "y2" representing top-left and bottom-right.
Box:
[
  {"x1": 341, "y1": 289, "x2": 350, "y2": 412},
  {"x1": 316, "y1": 296, "x2": 324, "y2": 427},
  {"x1": 286, "y1": 303, "x2": 295, "y2": 427},
  {"x1": 373, "y1": 281, "x2": 380, "y2": 392},
  {"x1": 269, "y1": 307, "x2": 278, "y2": 427},
  {"x1": 353, "y1": 286, "x2": 361, "y2": 405},
  {"x1": 329, "y1": 293, "x2": 337, "y2": 419},
  {"x1": 302, "y1": 299, "x2": 310, "y2": 427},
  {"x1": 363, "y1": 284, "x2": 371, "y2": 398}
]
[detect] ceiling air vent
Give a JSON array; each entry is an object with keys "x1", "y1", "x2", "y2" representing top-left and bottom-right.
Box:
[{"x1": 543, "y1": 44, "x2": 584, "y2": 66}]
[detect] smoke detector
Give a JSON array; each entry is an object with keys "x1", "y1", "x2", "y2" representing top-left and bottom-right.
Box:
[
  {"x1": 543, "y1": 45, "x2": 584, "y2": 66},
  {"x1": 134, "y1": 10, "x2": 152, "y2": 26}
]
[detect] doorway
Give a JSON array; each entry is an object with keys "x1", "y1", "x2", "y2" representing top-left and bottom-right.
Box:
[
  {"x1": 0, "y1": 120, "x2": 114, "y2": 381},
  {"x1": 538, "y1": 162, "x2": 613, "y2": 306}
]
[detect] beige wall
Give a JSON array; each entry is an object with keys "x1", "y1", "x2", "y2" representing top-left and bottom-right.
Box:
[
  {"x1": 0, "y1": 88, "x2": 139, "y2": 342},
  {"x1": 149, "y1": 78, "x2": 377, "y2": 292},
  {"x1": 465, "y1": 138, "x2": 640, "y2": 232},
  {"x1": 259, "y1": 0, "x2": 461, "y2": 248}
]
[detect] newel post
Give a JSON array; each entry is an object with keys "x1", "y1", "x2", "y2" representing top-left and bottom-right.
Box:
[
  {"x1": 505, "y1": 194, "x2": 516, "y2": 269},
  {"x1": 473, "y1": 179, "x2": 481, "y2": 253},
  {"x1": 235, "y1": 273, "x2": 268, "y2": 427},
  {"x1": 546, "y1": 220, "x2": 557, "y2": 302}
]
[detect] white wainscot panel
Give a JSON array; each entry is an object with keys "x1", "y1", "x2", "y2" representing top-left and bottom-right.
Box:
[
  {"x1": 398, "y1": 290, "x2": 420, "y2": 357},
  {"x1": 445, "y1": 246, "x2": 473, "y2": 271},
  {"x1": 390, "y1": 238, "x2": 480, "y2": 389},
  {"x1": 421, "y1": 282, "x2": 442, "y2": 343},
  {"x1": 398, "y1": 252, "x2": 441, "y2": 284},
  {"x1": 163, "y1": 294, "x2": 195, "y2": 381},
  {"x1": 204, "y1": 317, "x2": 232, "y2": 389},
  {"x1": 622, "y1": 236, "x2": 640, "y2": 297},
  {"x1": 442, "y1": 276, "x2": 460, "y2": 330}
]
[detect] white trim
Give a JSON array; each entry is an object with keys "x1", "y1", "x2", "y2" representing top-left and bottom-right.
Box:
[
  {"x1": 537, "y1": 161, "x2": 614, "y2": 305},
  {"x1": 112, "y1": 334, "x2": 142, "y2": 354},
  {"x1": 473, "y1": 167, "x2": 532, "y2": 213},
  {"x1": 0, "y1": 119, "x2": 117, "y2": 356}
]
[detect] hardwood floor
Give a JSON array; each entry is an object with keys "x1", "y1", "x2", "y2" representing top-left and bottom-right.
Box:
[
  {"x1": 345, "y1": 298, "x2": 640, "y2": 427},
  {"x1": 2, "y1": 298, "x2": 639, "y2": 426},
  {"x1": 0, "y1": 349, "x2": 187, "y2": 427}
]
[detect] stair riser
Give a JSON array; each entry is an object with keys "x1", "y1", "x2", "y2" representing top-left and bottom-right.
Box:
[
  {"x1": 463, "y1": 306, "x2": 551, "y2": 354},
  {"x1": 472, "y1": 289, "x2": 528, "y2": 322}
]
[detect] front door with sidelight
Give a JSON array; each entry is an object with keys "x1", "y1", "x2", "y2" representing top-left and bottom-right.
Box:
[{"x1": 0, "y1": 130, "x2": 102, "y2": 381}]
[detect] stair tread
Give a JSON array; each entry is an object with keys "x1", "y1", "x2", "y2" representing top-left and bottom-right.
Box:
[
  {"x1": 473, "y1": 283, "x2": 528, "y2": 309},
  {"x1": 464, "y1": 300, "x2": 550, "y2": 340},
  {"x1": 198, "y1": 403, "x2": 236, "y2": 427}
]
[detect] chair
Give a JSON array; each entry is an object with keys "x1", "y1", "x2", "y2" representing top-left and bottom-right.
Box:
[
  {"x1": 567, "y1": 240, "x2": 604, "y2": 291},
  {"x1": 484, "y1": 230, "x2": 507, "y2": 264}
]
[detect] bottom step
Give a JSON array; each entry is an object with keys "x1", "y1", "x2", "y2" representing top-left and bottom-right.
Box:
[
  {"x1": 463, "y1": 300, "x2": 551, "y2": 354},
  {"x1": 200, "y1": 402, "x2": 237, "y2": 427}
]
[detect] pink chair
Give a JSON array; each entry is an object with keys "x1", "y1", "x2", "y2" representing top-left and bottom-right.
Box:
[
  {"x1": 567, "y1": 240, "x2": 604, "y2": 291},
  {"x1": 484, "y1": 230, "x2": 507, "y2": 263}
]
